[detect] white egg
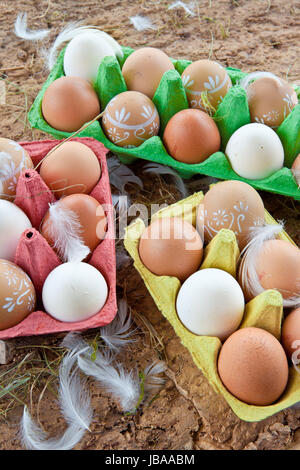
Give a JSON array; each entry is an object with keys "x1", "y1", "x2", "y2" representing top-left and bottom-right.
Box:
[
  {"x1": 225, "y1": 123, "x2": 284, "y2": 180},
  {"x1": 176, "y1": 268, "x2": 245, "y2": 341},
  {"x1": 0, "y1": 200, "x2": 32, "y2": 261},
  {"x1": 64, "y1": 30, "x2": 122, "y2": 83},
  {"x1": 42, "y1": 262, "x2": 108, "y2": 323}
]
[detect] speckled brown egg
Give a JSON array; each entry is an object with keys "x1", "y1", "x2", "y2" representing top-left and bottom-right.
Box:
[
  {"x1": 138, "y1": 217, "x2": 203, "y2": 281},
  {"x1": 41, "y1": 194, "x2": 107, "y2": 255},
  {"x1": 282, "y1": 307, "x2": 300, "y2": 361},
  {"x1": 253, "y1": 239, "x2": 300, "y2": 300},
  {"x1": 42, "y1": 76, "x2": 100, "y2": 132},
  {"x1": 198, "y1": 181, "x2": 265, "y2": 249},
  {"x1": 218, "y1": 327, "x2": 289, "y2": 405},
  {"x1": 40, "y1": 141, "x2": 101, "y2": 198},
  {"x1": 247, "y1": 76, "x2": 298, "y2": 128},
  {"x1": 102, "y1": 91, "x2": 160, "y2": 148},
  {"x1": 0, "y1": 138, "x2": 33, "y2": 200},
  {"x1": 122, "y1": 47, "x2": 175, "y2": 99},
  {"x1": 182, "y1": 60, "x2": 232, "y2": 113},
  {"x1": 0, "y1": 259, "x2": 36, "y2": 330},
  {"x1": 163, "y1": 109, "x2": 221, "y2": 164}
]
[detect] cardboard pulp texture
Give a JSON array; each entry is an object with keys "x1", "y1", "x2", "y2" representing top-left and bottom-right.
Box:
[
  {"x1": 124, "y1": 191, "x2": 300, "y2": 422},
  {"x1": 28, "y1": 46, "x2": 300, "y2": 200},
  {"x1": 0, "y1": 137, "x2": 117, "y2": 340}
]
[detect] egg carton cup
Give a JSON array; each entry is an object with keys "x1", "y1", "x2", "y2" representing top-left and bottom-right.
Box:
[
  {"x1": 124, "y1": 192, "x2": 300, "y2": 422},
  {"x1": 0, "y1": 137, "x2": 117, "y2": 340},
  {"x1": 28, "y1": 46, "x2": 300, "y2": 200}
]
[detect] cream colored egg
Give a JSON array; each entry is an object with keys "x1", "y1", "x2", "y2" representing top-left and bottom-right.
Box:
[
  {"x1": 42, "y1": 262, "x2": 108, "y2": 322},
  {"x1": 0, "y1": 200, "x2": 32, "y2": 261}
]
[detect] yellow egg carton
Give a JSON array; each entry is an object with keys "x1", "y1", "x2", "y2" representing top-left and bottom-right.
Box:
[{"x1": 124, "y1": 191, "x2": 300, "y2": 422}]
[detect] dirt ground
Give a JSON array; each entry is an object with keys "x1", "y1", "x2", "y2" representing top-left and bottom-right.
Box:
[{"x1": 0, "y1": 0, "x2": 300, "y2": 451}]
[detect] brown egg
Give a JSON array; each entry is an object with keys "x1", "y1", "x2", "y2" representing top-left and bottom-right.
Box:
[
  {"x1": 163, "y1": 109, "x2": 221, "y2": 164},
  {"x1": 198, "y1": 181, "x2": 265, "y2": 249},
  {"x1": 247, "y1": 76, "x2": 298, "y2": 129},
  {"x1": 254, "y1": 239, "x2": 300, "y2": 299},
  {"x1": 182, "y1": 60, "x2": 232, "y2": 113},
  {"x1": 0, "y1": 259, "x2": 36, "y2": 330},
  {"x1": 122, "y1": 47, "x2": 175, "y2": 99},
  {"x1": 40, "y1": 141, "x2": 101, "y2": 198},
  {"x1": 42, "y1": 76, "x2": 100, "y2": 132},
  {"x1": 292, "y1": 154, "x2": 300, "y2": 187},
  {"x1": 41, "y1": 194, "x2": 107, "y2": 255},
  {"x1": 218, "y1": 327, "x2": 289, "y2": 405},
  {"x1": 0, "y1": 138, "x2": 33, "y2": 200},
  {"x1": 102, "y1": 91, "x2": 160, "y2": 148},
  {"x1": 138, "y1": 217, "x2": 203, "y2": 281},
  {"x1": 282, "y1": 307, "x2": 300, "y2": 361}
]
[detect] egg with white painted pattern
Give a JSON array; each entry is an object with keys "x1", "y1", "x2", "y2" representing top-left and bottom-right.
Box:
[
  {"x1": 0, "y1": 138, "x2": 33, "y2": 201},
  {"x1": 101, "y1": 91, "x2": 160, "y2": 148},
  {"x1": 197, "y1": 180, "x2": 265, "y2": 250},
  {"x1": 0, "y1": 259, "x2": 36, "y2": 330},
  {"x1": 182, "y1": 60, "x2": 232, "y2": 114}
]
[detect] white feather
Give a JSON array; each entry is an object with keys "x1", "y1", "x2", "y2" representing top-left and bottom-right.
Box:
[
  {"x1": 20, "y1": 345, "x2": 92, "y2": 450},
  {"x1": 78, "y1": 354, "x2": 140, "y2": 412},
  {"x1": 100, "y1": 299, "x2": 136, "y2": 352},
  {"x1": 292, "y1": 169, "x2": 300, "y2": 188},
  {"x1": 46, "y1": 23, "x2": 123, "y2": 71},
  {"x1": 112, "y1": 193, "x2": 131, "y2": 214},
  {"x1": 168, "y1": 1, "x2": 196, "y2": 16},
  {"x1": 239, "y1": 71, "x2": 281, "y2": 90},
  {"x1": 45, "y1": 202, "x2": 90, "y2": 263},
  {"x1": 239, "y1": 221, "x2": 300, "y2": 307},
  {"x1": 143, "y1": 162, "x2": 188, "y2": 198},
  {"x1": 144, "y1": 361, "x2": 167, "y2": 391},
  {"x1": 14, "y1": 12, "x2": 50, "y2": 41},
  {"x1": 129, "y1": 15, "x2": 157, "y2": 31},
  {"x1": 116, "y1": 243, "x2": 131, "y2": 270},
  {"x1": 107, "y1": 155, "x2": 143, "y2": 193}
]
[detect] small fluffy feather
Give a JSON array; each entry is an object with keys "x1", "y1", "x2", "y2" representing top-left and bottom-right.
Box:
[
  {"x1": 239, "y1": 221, "x2": 300, "y2": 307},
  {"x1": 129, "y1": 15, "x2": 157, "y2": 31},
  {"x1": 143, "y1": 162, "x2": 188, "y2": 198},
  {"x1": 107, "y1": 156, "x2": 143, "y2": 193},
  {"x1": 46, "y1": 202, "x2": 90, "y2": 262},
  {"x1": 116, "y1": 243, "x2": 131, "y2": 270},
  {"x1": 100, "y1": 299, "x2": 136, "y2": 352},
  {"x1": 14, "y1": 12, "x2": 50, "y2": 41},
  {"x1": 46, "y1": 23, "x2": 123, "y2": 71},
  {"x1": 168, "y1": 1, "x2": 196, "y2": 16},
  {"x1": 21, "y1": 345, "x2": 92, "y2": 450},
  {"x1": 239, "y1": 71, "x2": 281, "y2": 90}
]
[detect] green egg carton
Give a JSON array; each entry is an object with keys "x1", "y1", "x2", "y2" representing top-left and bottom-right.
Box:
[{"x1": 28, "y1": 46, "x2": 300, "y2": 200}]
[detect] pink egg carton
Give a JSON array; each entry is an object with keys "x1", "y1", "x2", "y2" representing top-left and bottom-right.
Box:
[{"x1": 0, "y1": 137, "x2": 117, "y2": 339}]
